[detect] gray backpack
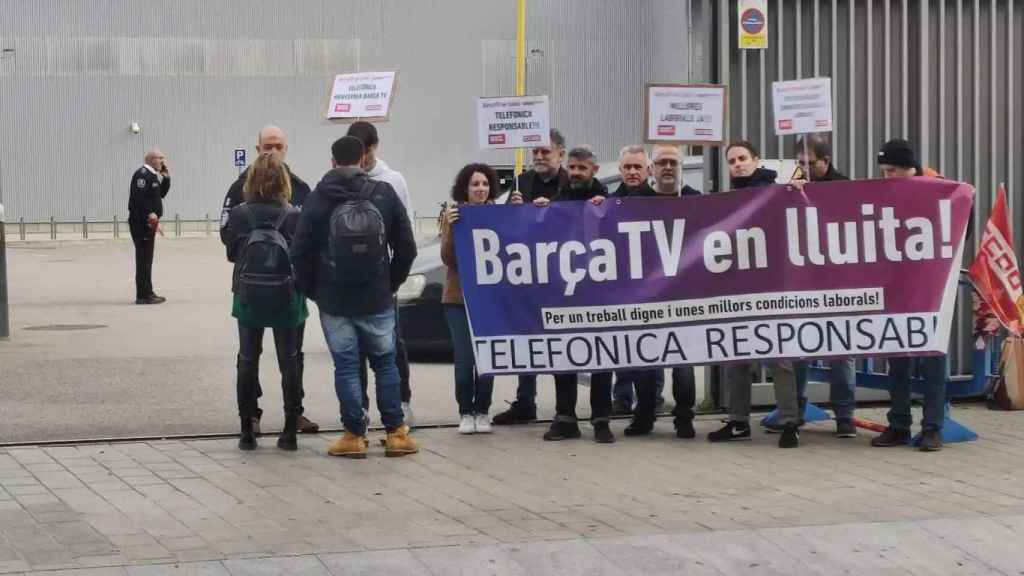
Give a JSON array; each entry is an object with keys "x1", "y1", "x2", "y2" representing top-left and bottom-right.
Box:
[{"x1": 325, "y1": 180, "x2": 387, "y2": 285}]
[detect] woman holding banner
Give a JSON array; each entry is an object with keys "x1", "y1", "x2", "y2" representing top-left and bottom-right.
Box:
[
  {"x1": 708, "y1": 141, "x2": 803, "y2": 448},
  {"x1": 442, "y1": 164, "x2": 505, "y2": 434}
]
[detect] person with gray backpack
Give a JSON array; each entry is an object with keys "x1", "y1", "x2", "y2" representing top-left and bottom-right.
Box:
[
  {"x1": 291, "y1": 135, "x2": 418, "y2": 459},
  {"x1": 223, "y1": 153, "x2": 307, "y2": 452}
]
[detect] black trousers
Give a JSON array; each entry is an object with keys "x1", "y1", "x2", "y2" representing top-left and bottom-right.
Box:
[
  {"x1": 251, "y1": 322, "x2": 307, "y2": 417},
  {"x1": 130, "y1": 228, "x2": 155, "y2": 299},
  {"x1": 236, "y1": 322, "x2": 301, "y2": 420},
  {"x1": 554, "y1": 372, "x2": 612, "y2": 424},
  {"x1": 633, "y1": 367, "x2": 696, "y2": 424},
  {"x1": 359, "y1": 302, "x2": 411, "y2": 407}
]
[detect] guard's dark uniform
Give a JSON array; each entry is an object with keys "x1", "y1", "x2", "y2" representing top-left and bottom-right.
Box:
[{"x1": 128, "y1": 165, "x2": 170, "y2": 301}]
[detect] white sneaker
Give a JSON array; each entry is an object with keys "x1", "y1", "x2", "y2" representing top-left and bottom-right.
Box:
[
  {"x1": 474, "y1": 414, "x2": 493, "y2": 434},
  {"x1": 458, "y1": 415, "x2": 476, "y2": 434},
  {"x1": 402, "y1": 402, "x2": 415, "y2": 428}
]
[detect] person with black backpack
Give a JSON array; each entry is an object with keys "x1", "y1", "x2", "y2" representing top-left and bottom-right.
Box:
[
  {"x1": 291, "y1": 136, "x2": 418, "y2": 459},
  {"x1": 223, "y1": 153, "x2": 306, "y2": 452}
]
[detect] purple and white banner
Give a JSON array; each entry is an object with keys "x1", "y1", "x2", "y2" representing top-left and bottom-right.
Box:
[{"x1": 453, "y1": 178, "x2": 975, "y2": 375}]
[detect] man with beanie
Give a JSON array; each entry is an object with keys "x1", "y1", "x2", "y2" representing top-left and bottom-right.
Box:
[{"x1": 871, "y1": 138, "x2": 947, "y2": 452}]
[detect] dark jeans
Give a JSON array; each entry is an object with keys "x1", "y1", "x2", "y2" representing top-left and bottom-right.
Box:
[
  {"x1": 236, "y1": 322, "x2": 301, "y2": 420},
  {"x1": 251, "y1": 322, "x2": 307, "y2": 417},
  {"x1": 130, "y1": 228, "x2": 155, "y2": 299},
  {"x1": 887, "y1": 355, "x2": 947, "y2": 432},
  {"x1": 631, "y1": 367, "x2": 696, "y2": 424},
  {"x1": 554, "y1": 372, "x2": 612, "y2": 424},
  {"x1": 794, "y1": 359, "x2": 857, "y2": 420},
  {"x1": 613, "y1": 370, "x2": 665, "y2": 406},
  {"x1": 359, "y1": 302, "x2": 411, "y2": 408},
  {"x1": 516, "y1": 375, "x2": 537, "y2": 408},
  {"x1": 444, "y1": 305, "x2": 493, "y2": 415}
]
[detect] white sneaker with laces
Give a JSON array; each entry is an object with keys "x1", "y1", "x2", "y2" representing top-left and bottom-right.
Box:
[
  {"x1": 475, "y1": 414, "x2": 493, "y2": 434},
  {"x1": 402, "y1": 402, "x2": 415, "y2": 428},
  {"x1": 458, "y1": 415, "x2": 476, "y2": 434}
]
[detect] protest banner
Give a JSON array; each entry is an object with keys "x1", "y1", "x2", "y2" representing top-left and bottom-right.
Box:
[
  {"x1": 453, "y1": 178, "x2": 975, "y2": 375},
  {"x1": 772, "y1": 77, "x2": 833, "y2": 135},
  {"x1": 476, "y1": 95, "x2": 551, "y2": 149},
  {"x1": 325, "y1": 71, "x2": 397, "y2": 121},
  {"x1": 738, "y1": 0, "x2": 769, "y2": 49},
  {"x1": 644, "y1": 83, "x2": 726, "y2": 145}
]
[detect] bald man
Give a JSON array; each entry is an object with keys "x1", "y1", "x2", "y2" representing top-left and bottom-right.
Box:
[
  {"x1": 220, "y1": 125, "x2": 319, "y2": 435},
  {"x1": 128, "y1": 148, "x2": 170, "y2": 304}
]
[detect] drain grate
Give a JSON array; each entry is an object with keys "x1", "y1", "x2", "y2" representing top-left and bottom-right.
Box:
[{"x1": 24, "y1": 324, "x2": 108, "y2": 332}]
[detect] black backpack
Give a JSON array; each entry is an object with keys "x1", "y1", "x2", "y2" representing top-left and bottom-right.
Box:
[
  {"x1": 236, "y1": 206, "x2": 295, "y2": 313},
  {"x1": 325, "y1": 180, "x2": 387, "y2": 285}
]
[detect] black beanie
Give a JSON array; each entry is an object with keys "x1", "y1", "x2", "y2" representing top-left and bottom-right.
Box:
[{"x1": 877, "y1": 138, "x2": 917, "y2": 168}]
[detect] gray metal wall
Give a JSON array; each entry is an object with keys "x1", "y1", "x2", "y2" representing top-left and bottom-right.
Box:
[{"x1": 0, "y1": 0, "x2": 689, "y2": 222}]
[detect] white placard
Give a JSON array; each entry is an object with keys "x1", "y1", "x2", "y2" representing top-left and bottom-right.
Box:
[
  {"x1": 325, "y1": 71, "x2": 397, "y2": 120},
  {"x1": 645, "y1": 83, "x2": 727, "y2": 144},
  {"x1": 771, "y1": 77, "x2": 833, "y2": 135},
  {"x1": 476, "y1": 95, "x2": 551, "y2": 150}
]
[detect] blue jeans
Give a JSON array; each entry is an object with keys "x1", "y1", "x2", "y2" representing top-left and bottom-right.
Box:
[
  {"x1": 444, "y1": 305, "x2": 493, "y2": 415},
  {"x1": 613, "y1": 370, "x2": 665, "y2": 405},
  {"x1": 795, "y1": 359, "x2": 857, "y2": 420},
  {"x1": 319, "y1": 309, "x2": 404, "y2": 436},
  {"x1": 887, "y1": 355, "x2": 947, "y2": 432}
]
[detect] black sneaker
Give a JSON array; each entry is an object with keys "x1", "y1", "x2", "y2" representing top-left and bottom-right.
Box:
[
  {"x1": 918, "y1": 429, "x2": 943, "y2": 452},
  {"x1": 492, "y1": 401, "x2": 537, "y2": 425},
  {"x1": 707, "y1": 421, "x2": 751, "y2": 442},
  {"x1": 778, "y1": 425, "x2": 800, "y2": 448},
  {"x1": 623, "y1": 419, "x2": 654, "y2": 436},
  {"x1": 593, "y1": 422, "x2": 615, "y2": 444},
  {"x1": 675, "y1": 418, "x2": 696, "y2": 439},
  {"x1": 543, "y1": 421, "x2": 581, "y2": 441},
  {"x1": 870, "y1": 428, "x2": 912, "y2": 447},
  {"x1": 835, "y1": 419, "x2": 857, "y2": 438},
  {"x1": 611, "y1": 400, "x2": 633, "y2": 416}
]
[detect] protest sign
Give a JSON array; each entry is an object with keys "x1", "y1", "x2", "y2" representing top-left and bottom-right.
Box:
[
  {"x1": 453, "y1": 178, "x2": 975, "y2": 375},
  {"x1": 644, "y1": 84, "x2": 726, "y2": 144},
  {"x1": 476, "y1": 95, "x2": 550, "y2": 149},
  {"x1": 738, "y1": 0, "x2": 769, "y2": 49},
  {"x1": 772, "y1": 77, "x2": 833, "y2": 135},
  {"x1": 325, "y1": 71, "x2": 397, "y2": 120}
]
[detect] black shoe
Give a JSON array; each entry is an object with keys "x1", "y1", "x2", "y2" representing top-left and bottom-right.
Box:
[
  {"x1": 623, "y1": 419, "x2": 654, "y2": 436},
  {"x1": 778, "y1": 425, "x2": 800, "y2": 448},
  {"x1": 763, "y1": 419, "x2": 805, "y2": 433},
  {"x1": 593, "y1": 422, "x2": 615, "y2": 444},
  {"x1": 707, "y1": 421, "x2": 751, "y2": 442},
  {"x1": 675, "y1": 418, "x2": 696, "y2": 439},
  {"x1": 135, "y1": 296, "x2": 165, "y2": 305},
  {"x1": 296, "y1": 414, "x2": 319, "y2": 434},
  {"x1": 870, "y1": 428, "x2": 912, "y2": 447},
  {"x1": 277, "y1": 416, "x2": 298, "y2": 451},
  {"x1": 835, "y1": 419, "x2": 858, "y2": 438},
  {"x1": 918, "y1": 429, "x2": 943, "y2": 452},
  {"x1": 543, "y1": 421, "x2": 581, "y2": 441},
  {"x1": 238, "y1": 418, "x2": 257, "y2": 451},
  {"x1": 611, "y1": 400, "x2": 633, "y2": 416},
  {"x1": 492, "y1": 401, "x2": 537, "y2": 425}
]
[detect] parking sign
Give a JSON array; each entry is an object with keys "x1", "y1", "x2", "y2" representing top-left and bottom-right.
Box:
[{"x1": 234, "y1": 149, "x2": 247, "y2": 167}]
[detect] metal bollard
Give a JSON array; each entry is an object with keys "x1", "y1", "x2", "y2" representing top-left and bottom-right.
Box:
[
  {"x1": 205, "y1": 213, "x2": 210, "y2": 235},
  {"x1": 0, "y1": 203, "x2": 9, "y2": 339},
  {"x1": 82, "y1": 216, "x2": 87, "y2": 239},
  {"x1": 18, "y1": 216, "x2": 24, "y2": 241},
  {"x1": 174, "y1": 213, "x2": 181, "y2": 237},
  {"x1": 50, "y1": 216, "x2": 56, "y2": 240},
  {"x1": 113, "y1": 214, "x2": 119, "y2": 238}
]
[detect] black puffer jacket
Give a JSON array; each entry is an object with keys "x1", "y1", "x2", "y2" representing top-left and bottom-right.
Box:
[
  {"x1": 731, "y1": 167, "x2": 778, "y2": 190},
  {"x1": 290, "y1": 166, "x2": 416, "y2": 317}
]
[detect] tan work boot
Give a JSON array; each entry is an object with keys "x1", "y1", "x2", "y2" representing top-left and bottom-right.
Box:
[
  {"x1": 384, "y1": 425, "x2": 419, "y2": 457},
  {"x1": 327, "y1": 432, "x2": 368, "y2": 459}
]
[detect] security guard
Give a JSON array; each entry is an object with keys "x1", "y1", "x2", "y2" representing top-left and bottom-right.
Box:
[
  {"x1": 128, "y1": 148, "x2": 170, "y2": 304},
  {"x1": 219, "y1": 125, "x2": 319, "y2": 435}
]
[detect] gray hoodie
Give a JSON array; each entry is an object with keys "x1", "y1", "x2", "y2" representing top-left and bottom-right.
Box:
[{"x1": 367, "y1": 158, "x2": 411, "y2": 212}]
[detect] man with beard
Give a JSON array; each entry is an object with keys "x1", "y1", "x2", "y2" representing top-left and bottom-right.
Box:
[{"x1": 532, "y1": 146, "x2": 615, "y2": 443}]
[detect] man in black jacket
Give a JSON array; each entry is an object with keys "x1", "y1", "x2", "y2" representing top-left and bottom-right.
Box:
[
  {"x1": 219, "y1": 125, "x2": 319, "y2": 435},
  {"x1": 128, "y1": 148, "x2": 170, "y2": 305},
  {"x1": 533, "y1": 146, "x2": 615, "y2": 443},
  {"x1": 493, "y1": 128, "x2": 570, "y2": 426},
  {"x1": 291, "y1": 136, "x2": 418, "y2": 459}
]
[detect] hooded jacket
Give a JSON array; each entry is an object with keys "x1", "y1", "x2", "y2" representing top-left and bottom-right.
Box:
[
  {"x1": 290, "y1": 166, "x2": 417, "y2": 317},
  {"x1": 219, "y1": 164, "x2": 310, "y2": 246},
  {"x1": 366, "y1": 158, "x2": 411, "y2": 212},
  {"x1": 731, "y1": 167, "x2": 778, "y2": 190}
]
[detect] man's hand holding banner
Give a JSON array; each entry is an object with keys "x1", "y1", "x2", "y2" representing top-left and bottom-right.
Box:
[{"x1": 454, "y1": 178, "x2": 975, "y2": 375}]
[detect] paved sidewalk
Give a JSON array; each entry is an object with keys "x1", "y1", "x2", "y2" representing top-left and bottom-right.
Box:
[{"x1": 0, "y1": 405, "x2": 1023, "y2": 574}]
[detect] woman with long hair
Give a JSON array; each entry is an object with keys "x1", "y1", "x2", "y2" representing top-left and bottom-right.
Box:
[
  {"x1": 223, "y1": 153, "x2": 307, "y2": 451},
  {"x1": 441, "y1": 163, "x2": 502, "y2": 434}
]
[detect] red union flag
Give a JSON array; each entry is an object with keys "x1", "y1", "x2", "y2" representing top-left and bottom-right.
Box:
[{"x1": 969, "y1": 185, "x2": 1024, "y2": 336}]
